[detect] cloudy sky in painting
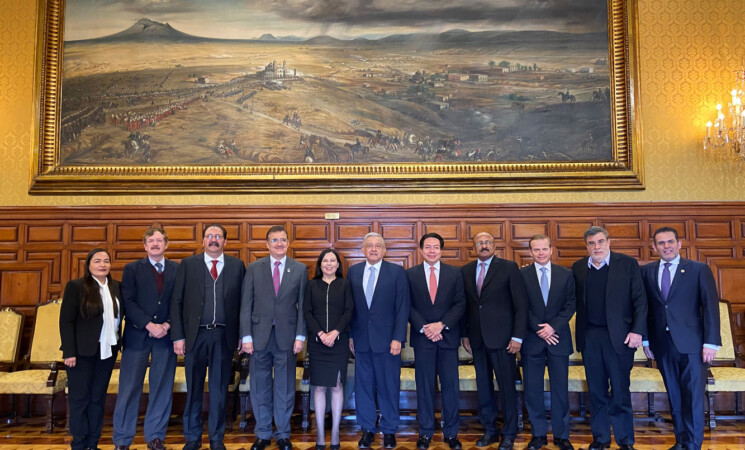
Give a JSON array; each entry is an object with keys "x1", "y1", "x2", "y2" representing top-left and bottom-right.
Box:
[{"x1": 65, "y1": 0, "x2": 608, "y2": 41}]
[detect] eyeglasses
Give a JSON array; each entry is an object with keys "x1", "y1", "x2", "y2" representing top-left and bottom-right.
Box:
[
  {"x1": 204, "y1": 234, "x2": 224, "y2": 240},
  {"x1": 269, "y1": 238, "x2": 288, "y2": 244},
  {"x1": 475, "y1": 240, "x2": 493, "y2": 247}
]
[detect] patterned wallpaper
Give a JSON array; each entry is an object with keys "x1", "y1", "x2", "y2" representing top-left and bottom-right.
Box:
[{"x1": 1, "y1": 0, "x2": 744, "y2": 206}]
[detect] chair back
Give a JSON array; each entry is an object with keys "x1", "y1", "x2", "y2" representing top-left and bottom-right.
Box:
[
  {"x1": 0, "y1": 308, "x2": 23, "y2": 364},
  {"x1": 29, "y1": 299, "x2": 63, "y2": 364},
  {"x1": 712, "y1": 299, "x2": 736, "y2": 364},
  {"x1": 568, "y1": 314, "x2": 582, "y2": 363}
]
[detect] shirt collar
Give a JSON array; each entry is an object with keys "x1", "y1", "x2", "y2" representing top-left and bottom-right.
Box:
[
  {"x1": 660, "y1": 255, "x2": 681, "y2": 266},
  {"x1": 148, "y1": 257, "x2": 165, "y2": 267},
  {"x1": 477, "y1": 255, "x2": 494, "y2": 266},
  {"x1": 534, "y1": 261, "x2": 551, "y2": 272},
  {"x1": 270, "y1": 255, "x2": 287, "y2": 267},
  {"x1": 204, "y1": 253, "x2": 224, "y2": 264},
  {"x1": 587, "y1": 253, "x2": 611, "y2": 269},
  {"x1": 424, "y1": 261, "x2": 441, "y2": 272},
  {"x1": 365, "y1": 260, "x2": 383, "y2": 272},
  {"x1": 92, "y1": 276, "x2": 108, "y2": 289}
]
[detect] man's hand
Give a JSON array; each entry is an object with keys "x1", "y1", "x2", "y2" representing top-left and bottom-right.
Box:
[
  {"x1": 543, "y1": 333, "x2": 559, "y2": 346},
  {"x1": 624, "y1": 332, "x2": 642, "y2": 349},
  {"x1": 64, "y1": 357, "x2": 76, "y2": 367},
  {"x1": 506, "y1": 339, "x2": 521, "y2": 354},
  {"x1": 241, "y1": 342, "x2": 254, "y2": 355},
  {"x1": 643, "y1": 345, "x2": 655, "y2": 360},
  {"x1": 173, "y1": 340, "x2": 185, "y2": 356},
  {"x1": 146, "y1": 322, "x2": 167, "y2": 339},
  {"x1": 536, "y1": 323, "x2": 556, "y2": 340},
  {"x1": 293, "y1": 339, "x2": 305, "y2": 354},
  {"x1": 461, "y1": 337, "x2": 472, "y2": 355},
  {"x1": 390, "y1": 340, "x2": 402, "y2": 356},
  {"x1": 702, "y1": 347, "x2": 717, "y2": 364},
  {"x1": 423, "y1": 322, "x2": 445, "y2": 342},
  {"x1": 349, "y1": 338, "x2": 355, "y2": 354}
]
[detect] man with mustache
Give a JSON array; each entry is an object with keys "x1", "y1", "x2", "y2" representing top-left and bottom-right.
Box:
[
  {"x1": 572, "y1": 226, "x2": 647, "y2": 450},
  {"x1": 171, "y1": 223, "x2": 246, "y2": 450},
  {"x1": 461, "y1": 231, "x2": 528, "y2": 450},
  {"x1": 113, "y1": 227, "x2": 178, "y2": 450}
]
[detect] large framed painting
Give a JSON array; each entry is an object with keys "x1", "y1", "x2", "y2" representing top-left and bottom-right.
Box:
[{"x1": 31, "y1": 0, "x2": 642, "y2": 194}]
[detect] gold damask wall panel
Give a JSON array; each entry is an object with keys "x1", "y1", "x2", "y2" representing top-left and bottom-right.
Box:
[{"x1": 1, "y1": 0, "x2": 744, "y2": 206}]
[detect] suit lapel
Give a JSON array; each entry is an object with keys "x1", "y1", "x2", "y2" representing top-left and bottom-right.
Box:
[
  {"x1": 261, "y1": 258, "x2": 276, "y2": 298},
  {"x1": 650, "y1": 261, "x2": 666, "y2": 305},
  {"x1": 666, "y1": 258, "x2": 687, "y2": 301},
  {"x1": 433, "y1": 264, "x2": 448, "y2": 305},
  {"x1": 370, "y1": 261, "x2": 386, "y2": 307},
  {"x1": 480, "y1": 256, "x2": 498, "y2": 301}
]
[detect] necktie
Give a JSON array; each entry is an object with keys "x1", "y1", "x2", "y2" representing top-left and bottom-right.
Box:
[
  {"x1": 210, "y1": 260, "x2": 218, "y2": 281},
  {"x1": 661, "y1": 262, "x2": 672, "y2": 301},
  {"x1": 155, "y1": 262, "x2": 163, "y2": 273},
  {"x1": 476, "y1": 262, "x2": 486, "y2": 296},
  {"x1": 273, "y1": 260, "x2": 281, "y2": 296},
  {"x1": 365, "y1": 266, "x2": 376, "y2": 308},
  {"x1": 540, "y1": 267, "x2": 549, "y2": 305},
  {"x1": 429, "y1": 266, "x2": 437, "y2": 304}
]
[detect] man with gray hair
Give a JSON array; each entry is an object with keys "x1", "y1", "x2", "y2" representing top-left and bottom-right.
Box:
[
  {"x1": 572, "y1": 226, "x2": 647, "y2": 450},
  {"x1": 348, "y1": 232, "x2": 410, "y2": 449}
]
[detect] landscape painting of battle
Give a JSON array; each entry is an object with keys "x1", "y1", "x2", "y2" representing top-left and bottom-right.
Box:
[{"x1": 60, "y1": 0, "x2": 612, "y2": 166}]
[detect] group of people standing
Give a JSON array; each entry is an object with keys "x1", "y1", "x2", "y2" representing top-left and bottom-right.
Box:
[{"x1": 58, "y1": 223, "x2": 720, "y2": 450}]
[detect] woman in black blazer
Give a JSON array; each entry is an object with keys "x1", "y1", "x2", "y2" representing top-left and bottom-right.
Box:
[{"x1": 59, "y1": 248, "x2": 123, "y2": 450}]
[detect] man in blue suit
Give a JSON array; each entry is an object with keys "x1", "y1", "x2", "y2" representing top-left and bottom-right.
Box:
[
  {"x1": 520, "y1": 235, "x2": 575, "y2": 450},
  {"x1": 406, "y1": 233, "x2": 465, "y2": 450},
  {"x1": 641, "y1": 227, "x2": 720, "y2": 450},
  {"x1": 113, "y1": 227, "x2": 178, "y2": 450},
  {"x1": 349, "y1": 232, "x2": 410, "y2": 449}
]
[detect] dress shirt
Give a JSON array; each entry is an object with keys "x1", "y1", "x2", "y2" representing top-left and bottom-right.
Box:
[
  {"x1": 93, "y1": 277, "x2": 120, "y2": 359},
  {"x1": 534, "y1": 261, "x2": 552, "y2": 290},
  {"x1": 424, "y1": 261, "x2": 440, "y2": 293},
  {"x1": 149, "y1": 256, "x2": 166, "y2": 270},
  {"x1": 587, "y1": 253, "x2": 611, "y2": 270},
  {"x1": 203, "y1": 252, "x2": 225, "y2": 276},
  {"x1": 363, "y1": 260, "x2": 383, "y2": 299}
]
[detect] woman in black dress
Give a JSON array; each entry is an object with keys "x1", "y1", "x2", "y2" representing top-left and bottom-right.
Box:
[
  {"x1": 59, "y1": 248, "x2": 123, "y2": 450},
  {"x1": 303, "y1": 248, "x2": 354, "y2": 450}
]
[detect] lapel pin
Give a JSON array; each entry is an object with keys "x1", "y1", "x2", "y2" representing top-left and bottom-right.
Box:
[
  {"x1": 680, "y1": 269, "x2": 685, "y2": 273},
  {"x1": 287, "y1": 268, "x2": 291, "y2": 273}
]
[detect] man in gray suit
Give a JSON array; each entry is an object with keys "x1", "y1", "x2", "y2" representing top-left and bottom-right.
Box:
[{"x1": 241, "y1": 225, "x2": 307, "y2": 450}]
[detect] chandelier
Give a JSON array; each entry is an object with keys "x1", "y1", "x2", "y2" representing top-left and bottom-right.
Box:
[{"x1": 703, "y1": 67, "x2": 745, "y2": 159}]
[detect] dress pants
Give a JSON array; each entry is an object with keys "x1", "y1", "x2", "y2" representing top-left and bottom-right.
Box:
[
  {"x1": 656, "y1": 331, "x2": 707, "y2": 450},
  {"x1": 472, "y1": 344, "x2": 518, "y2": 440},
  {"x1": 354, "y1": 349, "x2": 402, "y2": 434},
  {"x1": 113, "y1": 337, "x2": 177, "y2": 445},
  {"x1": 249, "y1": 327, "x2": 297, "y2": 441},
  {"x1": 183, "y1": 327, "x2": 233, "y2": 444},
  {"x1": 67, "y1": 348, "x2": 118, "y2": 450},
  {"x1": 582, "y1": 326, "x2": 635, "y2": 446},
  {"x1": 521, "y1": 350, "x2": 570, "y2": 439},
  {"x1": 414, "y1": 346, "x2": 460, "y2": 438}
]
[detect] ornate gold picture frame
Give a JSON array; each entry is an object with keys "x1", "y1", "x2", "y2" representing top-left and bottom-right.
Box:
[{"x1": 31, "y1": 0, "x2": 642, "y2": 194}]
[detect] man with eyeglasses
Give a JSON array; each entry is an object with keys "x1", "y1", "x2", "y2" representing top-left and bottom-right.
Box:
[
  {"x1": 241, "y1": 225, "x2": 307, "y2": 450},
  {"x1": 170, "y1": 223, "x2": 246, "y2": 450},
  {"x1": 572, "y1": 226, "x2": 647, "y2": 450},
  {"x1": 461, "y1": 232, "x2": 528, "y2": 450}
]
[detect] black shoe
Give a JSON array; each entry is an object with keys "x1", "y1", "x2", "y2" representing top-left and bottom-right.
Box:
[
  {"x1": 316, "y1": 445, "x2": 327, "y2": 450},
  {"x1": 416, "y1": 436, "x2": 431, "y2": 450},
  {"x1": 618, "y1": 446, "x2": 635, "y2": 450},
  {"x1": 587, "y1": 442, "x2": 610, "y2": 450},
  {"x1": 383, "y1": 434, "x2": 396, "y2": 449},
  {"x1": 250, "y1": 439, "x2": 270, "y2": 450},
  {"x1": 552, "y1": 438, "x2": 574, "y2": 450},
  {"x1": 497, "y1": 438, "x2": 514, "y2": 450},
  {"x1": 445, "y1": 436, "x2": 462, "y2": 450},
  {"x1": 358, "y1": 431, "x2": 375, "y2": 449},
  {"x1": 330, "y1": 445, "x2": 341, "y2": 450},
  {"x1": 276, "y1": 438, "x2": 293, "y2": 450},
  {"x1": 476, "y1": 434, "x2": 499, "y2": 447},
  {"x1": 527, "y1": 436, "x2": 548, "y2": 450},
  {"x1": 667, "y1": 444, "x2": 685, "y2": 450},
  {"x1": 210, "y1": 442, "x2": 227, "y2": 450},
  {"x1": 183, "y1": 442, "x2": 202, "y2": 450}
]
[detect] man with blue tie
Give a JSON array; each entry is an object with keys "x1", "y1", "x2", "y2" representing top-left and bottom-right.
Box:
[
  {"x1": 241, "y1": 225, "x2": 307, "y2": 450},
  {"x1": 113, "y1": 227, "x2": 178, "y2": 450},
  {"x1": 406, "y1": 233, "x2": 465, "y2": 450},
  {"x1": 519, "y1": 235, "x2": 576, "y2": 450},
  {"x1": 348, "y1": 232, "x2": 410, "y2": 449},
  {"x1": 641, "y1": 227, "x2": 720, "y2": 450}
]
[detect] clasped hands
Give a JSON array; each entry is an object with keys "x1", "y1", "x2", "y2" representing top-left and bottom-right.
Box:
[
  {"x1": 146, "y1": 321, "x2": 170, "y2": 339},
  {"x1": 423, "y1": 321, "x2": 445, "y2": 342},
  {"x1": 317, "y1": 329, "x2": 340, "y2": 347},
  {"x1": 537, "y1": 323, "x2": 559, "y2": 346}
]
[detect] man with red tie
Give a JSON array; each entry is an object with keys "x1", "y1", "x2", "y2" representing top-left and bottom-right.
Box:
[{"x1": 406, "y1": 233, "x2": 466, "y2": 450}]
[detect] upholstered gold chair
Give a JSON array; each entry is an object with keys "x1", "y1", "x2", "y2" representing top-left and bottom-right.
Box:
[
  {"x1": 0, "y1": 300, "x2": 65, "y2": 432},
  {"x1": 705, "y1": 299, "x2": 745, "y2": 429},
  {"x1": 0, "y1": 307, "x2": 25, "y2": 423}
]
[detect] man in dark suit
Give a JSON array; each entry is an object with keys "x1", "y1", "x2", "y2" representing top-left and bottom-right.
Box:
[
  {"x1": 406, "y1": 233, "x2": 466, "y2": 450},
  {"x1": 170, "y1": 223, "x2": 246, "y2": 450},
  {"x1": 461, "y1": 231, "x2": 528, "y2": 450},
  {"x1": 572, "y1": 226, "x2": 647, "y2": 450},
  {"x1": 240, "y1": 225, "x2": 307, "y2": 450},
  {"x1": 349, "y1": 232, "x2": 410, "y2": 449},
  {"x1": 113, "y1": 227, "x2": 178, "y2": 450},
  {"x1": 520, "y1": 235, "x2": 576, "y2": 450},
  {"x1": 641, "y1": 227, "x2": 720, "y2": 450}
]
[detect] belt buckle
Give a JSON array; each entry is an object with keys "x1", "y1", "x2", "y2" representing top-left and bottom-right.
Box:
[{"x1": 205, "y1": 324, "x2": 217, "y2": 330}]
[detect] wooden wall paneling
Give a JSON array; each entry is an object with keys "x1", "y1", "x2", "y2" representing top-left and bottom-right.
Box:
[
  {"x1": 555, "y1": 220, "x2": 595, "y2": 240},
  {"x1": 511, "y1": 222, "x2": 549, "y2": 242},
  {"x1": 334, "y1": 223, "x2": 373, "y2": 244},
  {"x1": 158, "y1": 224, "x2": 199, "y2": 243},
  {"x1": 647, "y1": 221, "x2": 688, "y2": 240},
  {"x1": 695, "y1": 220, "x2": 735, "y2": 240},
  {"x1": 0, "y1": 263, "x2": 49, "y2": 307},
  {"x1": 466, "y1": 222, "x2": 504, "y2": 241},
  {"x1": 380, "y1": 223, "x2": 416, "y2": 242},
  {"x1": 0, "y1": 226, "x2": 19, "y2": 243},
  {"x1": 422, "y1": 222, "x2": 460, "y2": 242},
  {"x1": 696, "y1": 247, "x2": 737, "y2": 265}
]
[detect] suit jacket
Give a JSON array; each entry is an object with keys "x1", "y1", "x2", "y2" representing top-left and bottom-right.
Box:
[
  {"x1": 240, "y1": 256, "x2": 307, "y2": 352},
  {"x1": 120, "y1": 257, "x2": 178, "y2": 351},
  {"x1": 461, "y1": 256, "x2": 528, "y2": 350},
  {"x1": 406, "y1": 262, "x2": 466, "y2": 349},
  {"x1": 59, "y1": 277, "x2": 123, "y2": 358},
  {"x1": 572, "y1": 251, "x2": 647, "y2": 354},
  {"x1": 520, "y1": 263, "x2": 576, "y2": 356},
  {"x1": 170, "y1": 253, "x2": 246, "y2": 353},
  {"x1": 641, "y1": 258, "x2": 721, "y2": 355},
  {"x1": 349, "y1": 260, "x2": 411, "y2": 353}
]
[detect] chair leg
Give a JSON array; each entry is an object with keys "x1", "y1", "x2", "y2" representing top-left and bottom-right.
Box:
[
  {"x1": 225, "y1": 389, "x2": 235, "y2": 430},
  {"x1": 301, "y1": 391, "x2": 310, "y2": 432},
  {"x1": 239, "y1": 392, "x2": 248, "y2": 431},
  {"x1": 6, "y1": 394, "x2": 18, "y2": 424},
  {"x1": 579, "y1": 392, "x2": 588, "y2": 420},
  {"x1": 647, "y1": 392, "x2": 655, "y2": 417},
  {"x1": 45, "y1": 394, "x2": 55, "y2": 433},
  {"x1": 706, "y1": 391, "x2": 717, "y2": 430},
  {"x1": 24, "y1": 394, "x2": 31, "y2": 418},
  {"x1": 516, "y1": 390, "x2": 524, "y2": 432}
]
